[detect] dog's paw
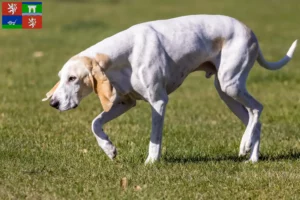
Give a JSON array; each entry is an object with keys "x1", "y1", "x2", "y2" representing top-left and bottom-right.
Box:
[
  {"x1": 103, "y1": 144, "x2": 117, "y2": 160},
  {"x1": 239, "y1": 143, "x2": 247, "y2": 157},
  {"x1": 238, "y1": 150, "x2": 247, "y2": 157},
  {"x1": 239, "y1": 137, "x2": 253, "y2": 157}
]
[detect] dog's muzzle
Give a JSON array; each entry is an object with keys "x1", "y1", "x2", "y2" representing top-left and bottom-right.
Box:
[{"x1": 50, "y1": 99, "x2": 60, "y2": 109}]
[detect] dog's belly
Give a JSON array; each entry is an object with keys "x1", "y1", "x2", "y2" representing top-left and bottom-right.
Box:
[
  {"x1": 165, "y1": 61, "x2": 217, "y2": 94},
  {"x1": 165, "y1": 70, "x2": 188, "y2": 94},
  {"x1": 166, "y1": 81, "x2": 185, "y2": 95}
]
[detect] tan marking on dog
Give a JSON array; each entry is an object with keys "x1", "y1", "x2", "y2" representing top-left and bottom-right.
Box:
[
  {"x1": 83, "y1": 75, "x2": 93, "y2": 88},
  {"x1": 212, "y1": 37, "x2": 225, "y2": 52},
  {"x1": 42, "y1": 81, "x2": 60, "y2": 101},
  {"x1": 95, "y1": 53, "x2": 111, "y2": 71},
  {"x1": 78, "y1": 56, "x2": 114, "y2": 112},
  {"x1": 70, "y1": 54, "x2": 111, "y2": 71},
  {"x1": 80, "y1": 56, "x2": 93, "y2": 71},
  {"x1": 91, "y1": 59, "x2": 114, "y2": 111}
]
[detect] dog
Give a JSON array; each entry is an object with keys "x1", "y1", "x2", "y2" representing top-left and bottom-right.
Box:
[{"x1": 43, "y1": 15, "x2": 297, "y2": 163}]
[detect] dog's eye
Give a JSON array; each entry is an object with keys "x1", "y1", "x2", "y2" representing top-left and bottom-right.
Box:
[{"x1": 68, "y1": 76, "x2": 76, "y2": 82}]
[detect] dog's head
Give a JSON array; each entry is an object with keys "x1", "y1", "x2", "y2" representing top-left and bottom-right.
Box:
[{"x1": 42, "y1": 54, "x2": 115, "y2": 112}]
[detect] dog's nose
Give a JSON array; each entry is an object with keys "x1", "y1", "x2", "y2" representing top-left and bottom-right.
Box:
[{"x1": 50, "y1": 99, "x2": 60, "y2": 109}]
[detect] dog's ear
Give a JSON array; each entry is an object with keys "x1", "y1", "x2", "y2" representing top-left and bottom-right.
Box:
[
  {"x1": 42, "y1": 81, "x2": 60, "y2": 101},
  {"x1": 95, "y1": 53, "x2": 112, "y2": 71},
  {"x1": 88, "y1": 54, "x2": 114, "y2": 112}
]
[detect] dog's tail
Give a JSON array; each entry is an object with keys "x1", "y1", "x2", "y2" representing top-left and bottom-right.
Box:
[{"x1": 257, "y1": 40, "x2": 297, "y2": 70}]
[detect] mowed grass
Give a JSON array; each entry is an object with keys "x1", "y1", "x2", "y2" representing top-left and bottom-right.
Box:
[{"x1": 1, "y1": 0, "x2": 300, "y2": 199}]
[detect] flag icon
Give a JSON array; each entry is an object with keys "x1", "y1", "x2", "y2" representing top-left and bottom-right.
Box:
[
  {"x1": 22, "y1": 2, "x2": 42, "y2": 16},
  {"x1": 22, "y1": 15, "x2": 42, "y2": 29},
  {"x1": 2, "y1": 2, "x2": 42, "y2": 29},
  {"x1": 2, "y1": 2, "x2": 22, "y2": 15},
  {"x1": 2, "y1": 15, "x2": 22, "y2": 29}
]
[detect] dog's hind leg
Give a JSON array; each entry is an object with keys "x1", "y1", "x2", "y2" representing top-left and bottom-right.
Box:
[
  {"x1": 214, "y1": 77, "x2": 261, "y2": 157},
  {"x1": 92, "y1": 99, "x2": 136, "y2": 160},
  {"x1": 219, "y1": 76, "x2": 263, "y2": 162},
  {"x1": 218, "y1": 41, "x2": 262, "y2": 162},
  {"x1": 232, "y1": 87, "x2": 262, "y2": 163}
]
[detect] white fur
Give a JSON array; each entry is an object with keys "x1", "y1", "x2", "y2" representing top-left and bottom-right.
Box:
[
  {"x1": 51, "y1": 60, "x2": 92, "y2": 111},
  {"x1": 50, "y1": 15, "x2": 297, "y2": 163}
]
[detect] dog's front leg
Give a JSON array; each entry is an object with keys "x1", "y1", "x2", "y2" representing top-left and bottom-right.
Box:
[
  {"x1": 92, "y1": 99, "x2": 136, "y2": 159},
  {"x1": 145, "y1": 95, "x2": 168, "y2": 164}
]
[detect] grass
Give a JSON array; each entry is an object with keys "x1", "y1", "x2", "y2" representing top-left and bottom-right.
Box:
[{"x1": 1, "y1": 0, "x2": 300, "y2": 199}]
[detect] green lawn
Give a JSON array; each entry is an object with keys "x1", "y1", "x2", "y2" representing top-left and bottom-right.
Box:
[{"x1": 1, "y1": 0, "x2": 300, "y2": 199}]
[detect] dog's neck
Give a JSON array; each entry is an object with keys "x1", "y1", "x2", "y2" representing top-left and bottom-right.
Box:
[
  {"x1": 78, "y1": 30, "x2": 134, "y2": 68},
  {"x1": 78, "y1": 30, "x2": 137, "y2": 107}
]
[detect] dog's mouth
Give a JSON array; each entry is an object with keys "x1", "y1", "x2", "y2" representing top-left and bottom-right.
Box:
[{"x1": 56, "y1": 104, "x2": 78, "y2": 112}]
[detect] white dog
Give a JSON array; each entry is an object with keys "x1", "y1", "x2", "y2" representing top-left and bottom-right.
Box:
[{"x1": 43, "y1": 15, "x2": 297, "y2": 163}]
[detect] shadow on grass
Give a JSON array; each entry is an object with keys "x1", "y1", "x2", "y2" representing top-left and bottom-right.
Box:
[
  {"x1": 164, "y1": 154, "x2": 243, "y2": 163},
  {"x1": 260, "y1": 151, "x2": 300, "y2": 161},
  {"x1": 164, "y1": 151, "x2": 300, "y2": 163}
]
